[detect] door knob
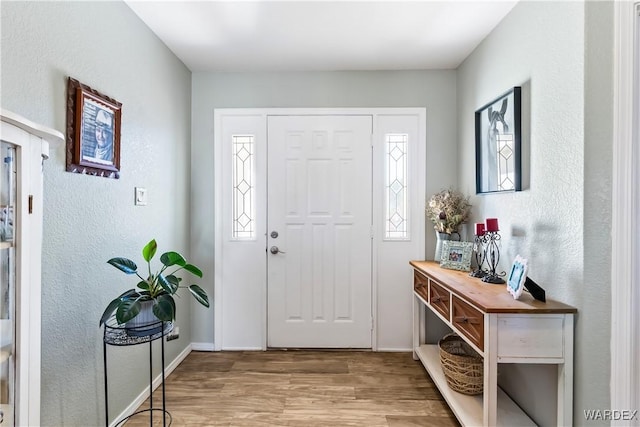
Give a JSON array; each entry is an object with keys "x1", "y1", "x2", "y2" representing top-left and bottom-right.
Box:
[{"x1": 270, "y1": 246, "x2": 286, "y2": 254}]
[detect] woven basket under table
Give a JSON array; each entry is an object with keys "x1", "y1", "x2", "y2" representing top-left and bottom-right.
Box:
[{"x1": 438, "y1": 333, "x2": 483, "y2": 395}]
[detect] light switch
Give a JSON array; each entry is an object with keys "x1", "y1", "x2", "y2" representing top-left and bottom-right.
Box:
[{"x1": 135, "y1": 187, "x2": 147, "y2": 206}]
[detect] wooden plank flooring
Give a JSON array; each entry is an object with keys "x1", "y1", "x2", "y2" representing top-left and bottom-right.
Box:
[{"x1": 124, "y1": 350, "x2": 460, "y2": 427}]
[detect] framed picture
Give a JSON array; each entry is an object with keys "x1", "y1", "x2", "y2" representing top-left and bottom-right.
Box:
[
  {"x1": 66, "y1": 77, "x2": 122, "y2": 178},
  {"x1": 507, "y1": 255, "x2": 528, "y2": 299},
  {"x1": 439, "y1": 241, "x2": 473, "y2": 272},
  {"x1": 475, "y1": 86, "x2": 521, "y2": 194}
]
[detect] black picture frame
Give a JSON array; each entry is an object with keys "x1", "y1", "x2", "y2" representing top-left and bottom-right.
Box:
[
  {"x1": 66, "y1": 77, "x2": 122, "y2": 178},
  {"x1": 475, "y1": 86, "x2": 521, "y2": 194}
]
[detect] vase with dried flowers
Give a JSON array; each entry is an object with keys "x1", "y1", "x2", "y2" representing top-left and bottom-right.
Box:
[{"x1": 426, "y1": 188, "x2": 471, "y2": 260}]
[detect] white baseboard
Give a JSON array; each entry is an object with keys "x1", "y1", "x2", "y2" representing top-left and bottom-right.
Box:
[
  {"x1": 377, "y1": 347, "x2": 413, "y2": 352},
  {"x1": 109, "y1": 343, "x2": 192, "y2": 427},
  {"x1": 191, "y1": 342, "x2": 216, "y2": 351},
  {"x1": 222, "y1": 346, "x2": 263, "y2": 351}
]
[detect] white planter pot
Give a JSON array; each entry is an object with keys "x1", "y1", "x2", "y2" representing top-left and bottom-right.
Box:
[{"x1": 125, "y1": 300, "x2": 164, "y2": 337}]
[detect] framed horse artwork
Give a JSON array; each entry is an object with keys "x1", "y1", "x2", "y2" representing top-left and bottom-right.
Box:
[{"x1": 475, "y1": 87, "x2": 522, "y2": 194}]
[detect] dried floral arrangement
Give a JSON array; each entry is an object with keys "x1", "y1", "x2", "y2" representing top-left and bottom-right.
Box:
[{"x1": 426, "y1": 188, "x2": 471, "y2": 234}]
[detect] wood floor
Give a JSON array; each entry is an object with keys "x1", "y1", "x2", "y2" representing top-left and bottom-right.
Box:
[{"x1": 124, "y1": 350, "x2": 459, "y2": 426}]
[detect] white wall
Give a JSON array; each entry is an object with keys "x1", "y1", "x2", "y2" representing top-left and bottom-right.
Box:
[
  {"x1": 457, "y1": 1, "x2": 612, "y2": 425},
  {"x1": 190, "y1": 71, "x2": 458, "y2": 346},
  {"x1": 1, "y1": 2, "x2": 192, "y2": 425}
]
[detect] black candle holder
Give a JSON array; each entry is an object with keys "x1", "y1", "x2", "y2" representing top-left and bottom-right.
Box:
[
  {"x1": 481, "y1": 231, "x2": 506, "y2": 284},
  {"x1": 469, "y1": 235, "x2": 487, "y2": 278}
]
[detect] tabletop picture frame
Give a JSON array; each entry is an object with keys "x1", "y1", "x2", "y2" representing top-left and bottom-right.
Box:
[
  {"x1": 66, "y1": 77, "x2": 122, "y2": 178},
  {"x1": 507, "y1": 255, "x2": 528, "y2": 299},
  {"x1": 439, "y1": 241, "x2": 473, "y2": 272}
]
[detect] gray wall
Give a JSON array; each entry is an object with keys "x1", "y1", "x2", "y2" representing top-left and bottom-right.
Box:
[
  {"x1": 457, "y1": 1, "x2": 611, "y2": 425},
  {"x1": 190, "y1": 70, "x2": 459, "y2": 344},
  {"x1": 1, "y1": 2, "x2": 192, "y2": 425}
]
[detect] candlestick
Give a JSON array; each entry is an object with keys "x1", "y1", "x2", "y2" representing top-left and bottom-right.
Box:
[
  {"x1": 481, "y1": 230, "x2": 506, "y2": 284},
  {"x1": 475, "y1": 222, "x2": 485, "y2": 236},
  {"x1": 469, "y1": 234, "x2": 487, "y2": 278}
]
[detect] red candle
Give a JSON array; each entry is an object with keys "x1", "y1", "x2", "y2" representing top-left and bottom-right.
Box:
[
  {"x1": 475, "y1": 223, "x2": 485, "y2": 236},
  {"x1": 486, "y1": 218, "x2": 499, "y2": 232}
]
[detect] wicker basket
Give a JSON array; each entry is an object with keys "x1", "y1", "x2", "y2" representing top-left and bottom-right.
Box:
[{"x1": 438, "y1": 334, "x2": 483, "y2": 395}]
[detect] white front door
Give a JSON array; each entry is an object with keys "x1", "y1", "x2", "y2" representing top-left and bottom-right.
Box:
[{"x1": 267, "y1": 115, "x2": 373, "y2": 348}]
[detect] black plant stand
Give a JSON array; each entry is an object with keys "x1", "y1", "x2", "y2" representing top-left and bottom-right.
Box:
[{"x1": 103, "y1": 317, "x2": 173, "y2": 426}]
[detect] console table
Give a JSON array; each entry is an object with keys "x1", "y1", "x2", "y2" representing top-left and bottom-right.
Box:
[{"x1": 411, "y1": 261, "x2": 576, "y2": 427}]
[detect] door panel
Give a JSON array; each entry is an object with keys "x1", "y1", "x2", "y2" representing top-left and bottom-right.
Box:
[{"x1": 267, "y1": 115, "x2": 372, "y2": 348}]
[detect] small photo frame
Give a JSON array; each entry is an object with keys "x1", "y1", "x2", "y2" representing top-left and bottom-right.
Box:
[
  {"x1": 439, "y1": 241, "x2": 473, "y2": 271},
  {"x1": 507, "y1": 255, "x2": 528, "y2": 299},
  {"x1": 66, "y1": 77, "x2": 122, "y2": 178}
]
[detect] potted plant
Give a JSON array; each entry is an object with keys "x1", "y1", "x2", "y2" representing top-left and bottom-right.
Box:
[
  {"x1": 99, "y1": 239, "x2": 209, "y2": 335},
  {"x1": 426, "y1": 188, "x2": 471, "y2": 261}
]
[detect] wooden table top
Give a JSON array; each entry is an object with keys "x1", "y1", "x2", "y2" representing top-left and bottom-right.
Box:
[{"x1": 410, "y1": 260, "x2": 577, "y2": 314}]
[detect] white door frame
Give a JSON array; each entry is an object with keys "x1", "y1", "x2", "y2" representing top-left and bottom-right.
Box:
[
  {"x1": 214, "y1": 108, "x2": 426, "y2": 351},
  {"x1": 611, "y1": 1, "x2": 640, "y2": 422}
]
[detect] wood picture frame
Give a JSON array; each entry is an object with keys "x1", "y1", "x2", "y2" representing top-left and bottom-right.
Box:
[
  {"x1": 475, "y1": 86, "x2": 521, "y2": 194},
  {"x1": 439, "y1": 240, "x2": 473, "y2": 272},
  {"x1": 66, "y1": 77, "x2": 121, "y2": 178}
]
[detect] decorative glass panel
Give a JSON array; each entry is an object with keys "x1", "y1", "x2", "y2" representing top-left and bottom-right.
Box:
[
  {"x1": 0, "y1": 142, "x2": 15, "y2": 425},
  {"x1": 232, "y1": 135, "x2": 255, "y2": 240},
  {"x1": 496, "y1": 133, "x2": 515, "y2": 191},
  {"x1": 385, "y1": 134, "x2": 409, "y2": 240}
]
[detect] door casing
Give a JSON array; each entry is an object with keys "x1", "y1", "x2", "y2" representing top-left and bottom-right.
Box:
[{"x1": 611, "y1": 2, "x2": 640, "y2": 420}]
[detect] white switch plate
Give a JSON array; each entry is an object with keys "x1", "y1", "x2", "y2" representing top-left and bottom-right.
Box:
[{"x1": 135, "y1": 187, "x2": 147, "y2": 206}]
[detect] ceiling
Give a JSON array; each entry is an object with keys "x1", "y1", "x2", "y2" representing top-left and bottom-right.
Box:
[{"x1": 125, "y1": 1, "x2": 518, "y2": 72}]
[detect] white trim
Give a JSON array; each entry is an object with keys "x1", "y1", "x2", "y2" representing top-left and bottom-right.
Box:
[
  {"x1": 371, "y1": 119, "x2": 379, "y2": 352},
  {"x1": 1, "y1": 111, "x2": 63, "y2": 426},
  {"x1": 191, "y1": 342, "x2": 216, "y2": 352},
  {"x1": 109, "y1": 344, "x2": 192, "y2": 427},
  {"x1": 611, "y1": 1, "x2": 640, "y2": 423},
  {"x1": 214, "y1": 108, "x2": 426, "y2": 352},
  {"x1": 219, "y1": 346, "x2": 263, "y2": 351},
  {"x1": 0, "y1": 108, "x2": 64, "y2": 145},
  {"x1": 213, "y1": 111, "x2": 224, "y2": 351}
]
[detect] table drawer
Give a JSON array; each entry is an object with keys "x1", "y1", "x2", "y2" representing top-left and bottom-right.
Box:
[
  {"x1": 413, "y1": 270, "x2": 429, "y2": 301},
  {"x1": 429, "y1": 280, "x2": 450, "y2": 320},
  {"x1": 497, "y1": 315, "x2": 565, "y2": 360},
  {"x1": 452, "y1": 295, "x2": 484, "y2": 351}
]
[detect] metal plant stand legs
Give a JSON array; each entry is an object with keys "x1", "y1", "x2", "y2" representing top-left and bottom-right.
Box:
[{"x1": 103, "y1": 320, "x2": 172, "y2": 426}]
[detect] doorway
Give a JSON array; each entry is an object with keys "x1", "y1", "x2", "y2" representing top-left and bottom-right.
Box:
[{"x1": 214, "y1": 108, "x2": 425, "y2": 351}]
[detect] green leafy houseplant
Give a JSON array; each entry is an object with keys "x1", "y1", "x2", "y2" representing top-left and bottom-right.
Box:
[{"x1": 99, "y1": 239, "x2": 209, "y2": 327}]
